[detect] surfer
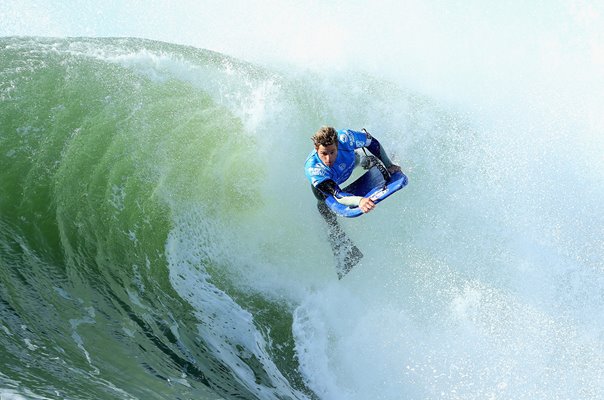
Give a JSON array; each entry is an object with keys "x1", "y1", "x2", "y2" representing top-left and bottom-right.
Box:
[{"x1": 304, "y1": 126, "x2": 401, "y2": 277}]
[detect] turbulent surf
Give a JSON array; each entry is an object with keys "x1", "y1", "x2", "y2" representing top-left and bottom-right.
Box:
[{"x1": 1, "y1": 34, "x2": 603, "y2": 400}]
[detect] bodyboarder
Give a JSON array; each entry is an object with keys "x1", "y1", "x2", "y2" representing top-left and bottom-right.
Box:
[{"x1": 304, "y1": 126, "x2": 401, "y2": 278}]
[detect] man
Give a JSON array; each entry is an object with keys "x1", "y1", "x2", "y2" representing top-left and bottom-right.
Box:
[{"x1": 304, "y1": 126, "x2": 401, "y2": 278}]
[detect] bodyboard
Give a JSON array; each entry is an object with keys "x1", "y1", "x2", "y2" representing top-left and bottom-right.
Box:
[{"x1": 325, "y1": 167, "x2": 408, "y2": 218}]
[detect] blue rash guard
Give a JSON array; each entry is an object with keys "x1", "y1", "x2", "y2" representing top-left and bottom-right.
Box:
[{"x1": 305, "y1": 129, "x2": 369, "y2": 188}]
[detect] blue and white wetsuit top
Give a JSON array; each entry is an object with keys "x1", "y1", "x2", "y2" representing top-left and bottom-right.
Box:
[{"x1": 304, "y1": 129, "x2": 370, "y2": 188}]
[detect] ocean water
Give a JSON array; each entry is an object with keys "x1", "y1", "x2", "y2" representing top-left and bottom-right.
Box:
[{"x1": 1, "y1": 2, "x2": 603, "y2": 400}]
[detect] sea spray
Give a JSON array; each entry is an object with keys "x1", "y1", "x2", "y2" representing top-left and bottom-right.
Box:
[{"x1": 1, "y1": 5, "x2": 603, "y2": 396}]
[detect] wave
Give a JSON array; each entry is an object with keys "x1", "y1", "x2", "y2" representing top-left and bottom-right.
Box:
[{"x1": 1, "y1": 36, "x2": 603, "y2": 400}]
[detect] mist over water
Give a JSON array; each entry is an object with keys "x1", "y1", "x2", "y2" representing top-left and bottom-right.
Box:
[{"x1": 1, "y1": 2, "x2": 603, "y2": 400}]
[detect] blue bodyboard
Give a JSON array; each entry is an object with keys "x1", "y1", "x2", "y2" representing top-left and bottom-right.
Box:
[{"x1": 325, "y1": 167, "x2": 408, "y2": 218}]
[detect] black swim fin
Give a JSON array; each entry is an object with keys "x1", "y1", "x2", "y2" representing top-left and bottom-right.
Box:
[{"x1": 336, "y1": 243, "x2": 363, "y2": 279}]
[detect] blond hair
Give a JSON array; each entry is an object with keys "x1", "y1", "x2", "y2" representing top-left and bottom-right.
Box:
[{"x1": 311, "y1": 126, "x2": 338, "y2": 148}]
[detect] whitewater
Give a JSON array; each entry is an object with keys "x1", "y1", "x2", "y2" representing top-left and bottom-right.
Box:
[{"x1": 1, "y1": 2, "x2": 603, "y2": 399}]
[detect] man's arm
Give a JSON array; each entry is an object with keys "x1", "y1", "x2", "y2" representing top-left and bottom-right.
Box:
[
  {"x1": 364, "y1": 132, "x2": 401, "y2": 174},
  {"x1": 316, "y1": 180, "x2": 375, "y2": 213}
]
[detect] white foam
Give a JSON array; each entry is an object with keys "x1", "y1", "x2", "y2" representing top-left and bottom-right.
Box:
[{"x1": 165, "y1": 206, "x2": 310, "y2": 399}]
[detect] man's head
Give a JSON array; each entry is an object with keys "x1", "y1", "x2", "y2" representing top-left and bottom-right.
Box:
[{"x1": 312, "y1": 126, "x2": 338, "y2": 167}]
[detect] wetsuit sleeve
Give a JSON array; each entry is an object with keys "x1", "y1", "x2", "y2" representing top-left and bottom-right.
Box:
[
  {"x1": 365, "y1": 134, "x2": 394, "y2": 168},
  {"x1": 346, "y1": 129, "x2": 394, "y2": 168},
  {"x1": 316, "y1": 180, "x2": 362, "y2": 207}
]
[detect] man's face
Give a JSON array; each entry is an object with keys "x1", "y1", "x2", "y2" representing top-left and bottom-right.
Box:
[{"x1": 316, "y1": 144, "x2": 338, "y2": 167}]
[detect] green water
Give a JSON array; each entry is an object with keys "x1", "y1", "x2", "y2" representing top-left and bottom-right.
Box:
[{"x1": 1, "y1": 36, "x2": 603, "y2": 400}]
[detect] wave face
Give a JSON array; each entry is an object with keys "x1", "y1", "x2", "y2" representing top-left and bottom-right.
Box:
[{"x1": 1, "y1": 35, "x2": 603, "y2": 400}]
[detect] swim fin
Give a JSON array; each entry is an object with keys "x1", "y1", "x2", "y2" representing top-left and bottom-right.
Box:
[{"x1": 335, "y1": 241, "x2": 363, "y2": 279}]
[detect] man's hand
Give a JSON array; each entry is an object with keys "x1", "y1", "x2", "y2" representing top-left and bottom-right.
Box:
[
  {"x1": 359, "y1": 197, "x2": 376, "y2": 213},
  {"x1": 387, "y1": 164, "x2": 402, "y2": 174}
]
